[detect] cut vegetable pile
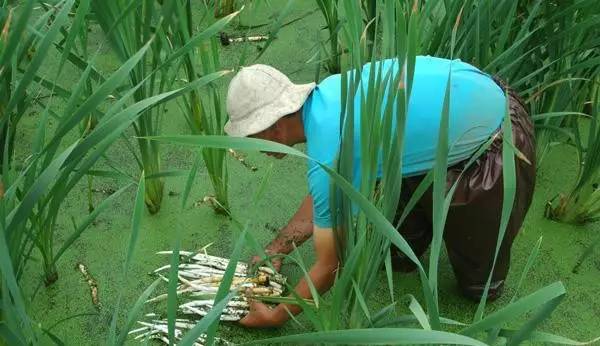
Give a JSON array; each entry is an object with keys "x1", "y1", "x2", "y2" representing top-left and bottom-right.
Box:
[{"x1": 129, "y1": 249, "x2": 286, "y2": 344}]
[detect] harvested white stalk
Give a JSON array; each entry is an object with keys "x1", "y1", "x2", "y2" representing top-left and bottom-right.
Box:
[
  {"x1": 258, "y1": 266, "x2": 275, "y2": 275},
  {"x1": 270, "y1": 280, "x2": 283, "y2": 290},
  {"x1": 156, "y1": 251, "x2": 248, "y2": 270},
  {"x1": 181, "y1": 305, "x2": 248, "y2": 320},
  {"x1": 146, "y1": 288, "x2": 195, "y2": 303},
  {"x1": 76, "y1": 262, "x2": 101, "y2": 310},
  {"x1": 129, "y1": 318, "x2": 232, "y2": 345},
  {"x1": 150, "y1": 320, "x2": 196, "y2": 329},
  {"x1": 181, "y1": 299, "x2": 248, "y2": 309},
  {"x1": 193, "y1": 195, "x2": 227, "y2": 211},
  {"x1": 132, "y1": 247, "x2": 287, "y2": 344},
  {"x1": 227, "y1": 148, "x2": 258, "y2": 171},
  {"x1": 219, "y1": 32, "x2": 269, "y2": 47},
  {"x1": 156, "y1": 263, "x2": 247, "y2": 275}
]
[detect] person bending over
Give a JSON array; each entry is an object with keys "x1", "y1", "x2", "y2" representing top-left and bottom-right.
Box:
[{"x1": 223, "y1": 56, "x2": 535, "y2": 328}]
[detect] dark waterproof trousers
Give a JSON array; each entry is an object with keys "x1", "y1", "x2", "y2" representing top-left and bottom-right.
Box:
[{"x1": 392, "y1": 78, "x2": 536, "y2": 301}]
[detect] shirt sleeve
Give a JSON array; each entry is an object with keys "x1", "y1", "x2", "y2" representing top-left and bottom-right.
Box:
[
  {"x1": 307, "y1": 160, "x2": 334, "y2": 228},
  {"x1": 303, "y1": 77, "x2": 342, "y2": 229}
]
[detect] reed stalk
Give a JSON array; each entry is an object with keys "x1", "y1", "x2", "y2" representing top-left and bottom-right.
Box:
[
  {"x1": 315, "y1": 0, "x2": 340, "y2": 73},
  {"x1": 546, "y1": 81, "x2": 600, "y2": 224},
  {"x1": 173, "y1": 3, "x2": 236, "y2": 214},
  {"x1": 91, "y1": 0, "x2": 174, "y2": 214},
  {"x1": 214, "y1": 0, "x2": 236, "y2": 18},
  {"x1": 1, "y1": 0, "x2": 230, "y2": 295}
]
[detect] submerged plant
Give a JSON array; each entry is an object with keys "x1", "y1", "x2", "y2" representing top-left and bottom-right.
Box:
[{"x1": 546, "y1": 82, "x2": 600, "y2": 224}]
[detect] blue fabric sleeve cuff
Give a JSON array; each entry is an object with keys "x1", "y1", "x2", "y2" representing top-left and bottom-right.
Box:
[{"x1": 313, "y1": 216, "x2": 332, "y2": 229}]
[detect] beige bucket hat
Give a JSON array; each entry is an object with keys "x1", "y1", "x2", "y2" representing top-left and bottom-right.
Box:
[{"x1": 224, "y1": 64, "x2": 316, "y2": 137}]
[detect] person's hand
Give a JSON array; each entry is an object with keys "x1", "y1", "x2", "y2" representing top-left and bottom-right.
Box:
[
  {"x1": 250, "y1": 247, "x2": 283, "y2": 272},
  {"x1": 239, "y1": 300, "x2": 285, "y2": 328},
  {"x1": 250, "y1": 254, "x2": 282, "y2": 272}
]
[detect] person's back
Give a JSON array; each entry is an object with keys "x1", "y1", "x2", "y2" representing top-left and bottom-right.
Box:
[{"x1": 303, "y1": 55, "x2": 506, "y2": 227}]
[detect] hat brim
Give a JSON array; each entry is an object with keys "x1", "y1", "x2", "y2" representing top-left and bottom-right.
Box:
[{"x1": 224, "y1": 82, "x2": 316, "y2": 137}]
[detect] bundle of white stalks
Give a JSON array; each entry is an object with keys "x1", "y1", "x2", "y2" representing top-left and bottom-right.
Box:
[
  {"x1": 130, "y1": 247, "x2": 286, "y2": 344},
  {"x1": 128, "y1": 314, "x2": 232, "y2": 345}
]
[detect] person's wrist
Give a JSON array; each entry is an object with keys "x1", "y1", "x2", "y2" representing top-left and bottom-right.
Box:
[{"x1": 265, "y1": 241, "x2": 285, "y2": 255}]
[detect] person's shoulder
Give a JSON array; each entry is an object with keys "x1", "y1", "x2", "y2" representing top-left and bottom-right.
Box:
[
  {"x1": 310, "y1": 74, "x2": 342, "y2": 111},
  {"x1": 317, "y1": 73, "x2": 342, "y2": 89},
  {"x1": 303, "y1": 76, "x2": 342, "y2": 162},
  {"x1": 416, "y1": 55, "x2": 481, "y2": 72}
]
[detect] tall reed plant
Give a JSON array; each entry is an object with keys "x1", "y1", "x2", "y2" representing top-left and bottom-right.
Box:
[
  {"x1": 525, "y1": 1, "x2": 600, "y2": 163},
  {"x1": 329, "y1": 0, "x2": 417, "y2": 328},
  {"x1": 1, "y1": 0, "x2": 230, "y2": 288},
  {"x1": 170, "y1": 3, "x2": 239, "y2": 214},
  {"x1": 214, "y1": 0, "x2": 236, "y2": 18},
  {"x1": 417, "y1": 0, "x2": 600, "y2": 163},
  {"x1": 0, "y1": 223, "x2": 41, "y2": 344},
  {"x1": 91, "y1": 1, "x2": 178, "y2": 214},
  {"x1": 315, "y1": 0, "x2": 340, "y2": 73},
  {"x1": 0, "y1": 0, "x2": 84, "y2": 285},
  {"x1": 91, "y1": 1, "x2": 238, "y2": 215},
  {"x1": 546, "y1": 81, "x2": 600, "y2": 224}
]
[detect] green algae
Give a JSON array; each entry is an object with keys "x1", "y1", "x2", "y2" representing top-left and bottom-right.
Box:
[{"x1": 15, "y1": 2, "x2": 600, "y2": 345}]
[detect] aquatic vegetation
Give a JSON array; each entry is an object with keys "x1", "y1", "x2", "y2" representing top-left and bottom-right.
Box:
[
  {"x1": 546, "y1": 83, "x2": 600, "y2": 224},
  {"x1": 315, "y1": 0, "x2": 340, "y2": 73},
  {"x1": 417, "y1": 0, "x2": 600, "y2": 163},
  {"x1": 1, "y1": 0, "x2": 228, "y2": 293},
  {"x1": 90, "y1": 0, "x2": 232, "y2": 214},
  {"x1": 214, "y1": 0, "x2": 237, "y2": 18},
  {"x1": 168, "y1": 2, "x2": 239, "y2": 214},
  {"x1": 1, "y1": 0, "x2": 600, "y2": 345},
  {"x1": 90, "y1": 1, "x2": 168, "y2": 214}
]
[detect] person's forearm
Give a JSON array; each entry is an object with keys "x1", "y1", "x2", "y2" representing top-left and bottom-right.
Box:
[
  {"x1": 271, "y1": 227, "x2": 338, "y2": 323},
  {"x1": 265, "y1": 195, "x2": 314, "y2": 256},
  {"x1": 272, "y1": 259, "x2": 338, "y2": 321},
  {"x1": 240, "y1": 228, "x2": 337, "y2": 328}
]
